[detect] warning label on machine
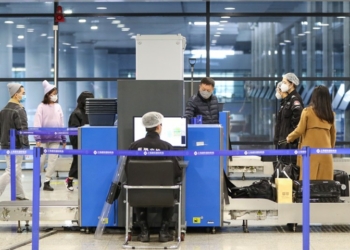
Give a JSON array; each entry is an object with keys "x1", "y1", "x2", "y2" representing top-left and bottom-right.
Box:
[{"x1": 193, "y1": 217, "x2": 201, "y2": 224}]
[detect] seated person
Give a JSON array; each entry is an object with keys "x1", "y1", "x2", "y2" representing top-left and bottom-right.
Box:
[
  {"x1": 127, "y1": 111, "x2": 182, "y2": 243},
  {"x1": 184, "y1": 77, "x2": 219, "y2": 124}
]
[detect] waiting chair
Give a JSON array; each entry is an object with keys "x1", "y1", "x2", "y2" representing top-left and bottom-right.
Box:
[{"x1": 123, "y1": 159, "x2": 181, "y2": 249}]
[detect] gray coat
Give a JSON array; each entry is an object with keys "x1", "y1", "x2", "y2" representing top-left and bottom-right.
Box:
[
  {"x1": 185, "y1": 92, "x2": 219, "y2": 124},
  {"x1": 0, "y1": 102, "x2": 29, "y2": 149}
]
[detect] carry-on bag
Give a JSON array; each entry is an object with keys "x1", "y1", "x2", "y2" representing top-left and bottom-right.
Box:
[
  {"x1": 333, "y1": 169, "x2": 349, "y2": 197},
  {"x1": 293, "y1": 180, "x2": 341, "y2": 203}
]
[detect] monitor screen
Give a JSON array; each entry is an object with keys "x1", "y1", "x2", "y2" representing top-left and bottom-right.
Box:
[{"x1": 133, "y1": 116, "x2": 187, "y2": 148}]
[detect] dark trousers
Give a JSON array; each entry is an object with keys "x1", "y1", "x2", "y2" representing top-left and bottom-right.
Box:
[
  {"x1": 68, "y1": 154, "x2": 78, "y2": 179},
  {"x1": 134, "y1": 207, "x2": 174, "y2": 223},
  {"x1": 278, "y1": 143, "x2": 297, "y2": 165}
]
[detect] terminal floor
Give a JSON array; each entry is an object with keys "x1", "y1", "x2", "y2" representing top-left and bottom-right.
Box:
[{"x1": 1, "y1": 171, "x2": 350, "y2": 250}]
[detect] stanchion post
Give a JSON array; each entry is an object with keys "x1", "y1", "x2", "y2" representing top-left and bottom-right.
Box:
[
  {"x1": 32, "y1": 147, "x2": 42, "y2": 250},
  {"x1": 10, "y1": 129, "x2": 16, "y2": 201},
  {"x1": 302, "y1": 146, "x2": 311, "y2": 250}
]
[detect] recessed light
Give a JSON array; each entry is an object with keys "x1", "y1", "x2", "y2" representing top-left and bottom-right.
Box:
[
  {"x1": 212, "y1": 40, "x2": 217, "y2": 43},
  {"x1": 298, "y1": 33, "x2": 305, "y2": 36},
  {"x1": 107, "y1": 17, "x2": 115, "y2": 20},
  {"x1": 4, "y1": 21, "x2": 13, "y2": 24},
  {"x1": 284, "y1": 40, "x2": 291, "y2": 43},
  {"x1": 112, "y1": 20, "x2": 121, "y2": 24},
  {"x1": 122, "y1": 28, "x2": 130, "y2": 31},
  {"x1": 62, "y1": 42, "x2": 71, "y2": 46},
  {"x1": 304, "y1": 31, "x2": 311, "y2": 34},
  {"x1": 91, "y1": 26, "x2": 98, "y2": 30},
  {"x1": 79, "y1": 19, "x2": 86, "y2": 23},
  {"x1": 41, "y1": 33, "x2": 47, "y2": 37},
  {"x1": 47, "y1": 36, "x2": 54, "y2": 39},
  {"x1": 128, "y1": 33, "x2": 134, "y2": 36},
  {"x1": 217, "y1": 28, "x2": 224, "y2": 30},
  {"x1": 96, "y1": 7, "x2": 107, "y2": 10},
  {"x1": 220, "y1": 21, "x2": 228, "y2": 23},
  {"x1": 279, "y1": 43, "x2": 286, "y2": 45},
  {"x1": 221, "y1": 16, "x2": 230, "y2": 19},
  {"x1": 193, "y1": 22, "x2": 219, "y2": 26},
  {"x1": 131, "y1": 36, "x2": 136, "y2": 39},
  {"x1": 18, "y1": 35, "x2": 24, "y2": 39},
  {"x1": 313, "y1": 27, "x2": 321, "y2": 30},
  {"x1": 337, "y1": 16, "x2": 346, "y2": 19},
  {"x1": 214, "y1": 35, "x2": 220, "y2": 37},
  {"x1": 225, "y1": 7, "x2": 235, "y2": 10},
  {"x1": 117, "y1": 24, "x2": 125, "y2": 28},
  {"x1": 71, "y1": 46, "x2": 78, "y2": 49},
  {"x1": 64, "y1": 10, "x2": 72, "y2": 14},
  {"x1": 6, "y1": 44, "x2": 13, "y2": 48},
  {"x1": 16, "y1": 25, "x2": 25, "y2": 29},
  {"x1": 27, "y1": 29, "x2": 34, "y2": 32}
]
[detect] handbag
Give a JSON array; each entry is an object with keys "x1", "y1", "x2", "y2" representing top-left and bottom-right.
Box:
[
  {"x1": 270, "y1": 140, "x2": 300, "y2": 183},
  {"x1": 228, "y1": 179, "x2": 277, "y2": 201}
]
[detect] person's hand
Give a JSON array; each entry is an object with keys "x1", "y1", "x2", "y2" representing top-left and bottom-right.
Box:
[
  {"x1": 62, "y1": 142, "x2": 66, "y2": 149},
  {"x1": 286, "y1": 137, "x2": 291, "y2": 143},
  {"x1": 36, "y1": 141, "x2": 41, "y2": 147}
]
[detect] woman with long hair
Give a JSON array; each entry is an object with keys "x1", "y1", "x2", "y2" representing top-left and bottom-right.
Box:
[
  {"x1": 34, "y1": 80, "x2": 66, "y2": 191},
  {"x1": 65, "y1": 91, "x2": 94, "y2": 191},
  {"x1": 287, "y1": 85, "x2": 336, "y2": 180}
]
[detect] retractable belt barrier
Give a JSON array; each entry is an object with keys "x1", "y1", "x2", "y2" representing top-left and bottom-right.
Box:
[{"x1": 8, "y1": 128, "x2": 347, "y2": 250}]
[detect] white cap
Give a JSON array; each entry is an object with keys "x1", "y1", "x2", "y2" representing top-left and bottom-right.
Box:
[
  {"x1": 42, "y1": 80, "x2": 55, "y2": 95},
  {"x1": 283, "y1": 73, "x2": 299, "y2": 86},
  {"x1": 142, "y1": 112, "x2": 164, "y2": 128}
]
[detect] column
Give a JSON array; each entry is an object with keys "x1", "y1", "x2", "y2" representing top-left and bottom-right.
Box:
[
  {"x1": 294, "y1": 23, "x2": 302, "y2": 77},
  {"x1": 76, "y1": 43, "x2": 94, "y2": 95},
  {"x1": 323, "y1": 2, "x2": 334, "y2": 87},
  {"x1": 108, "y1": 54, "x2": 119, "y2": 98},
  {"x1": 94, "y1": 49, "x2": 108, "y2": 98},
  {"x1": 25, "y1": 23, "x2": 51, "y2": 126},
  {"x1": 307, "y1": 2, "x2": 316, "y2": 88},
  {"x1": 0, "y1": 22, "x2": 13, "y2": 108},
  {"x1": 59, "y1": 34, "x2": 76, "y2": 126}
]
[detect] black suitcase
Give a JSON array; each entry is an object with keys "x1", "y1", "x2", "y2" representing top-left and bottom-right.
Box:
[
  {"x1": 293, "y1": 180, "x2": 341, "y2": 203},
  {"x1": 333, "y1": 170, "x2": 349, "y2": 197}
]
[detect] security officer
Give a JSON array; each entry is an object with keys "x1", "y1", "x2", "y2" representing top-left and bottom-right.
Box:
[
  {"x1": 274, "y1": 73, "x2": 304, "y2": 164},
  {"x1": 127, "y1": 111, "x2": 182, "y2": 243}
]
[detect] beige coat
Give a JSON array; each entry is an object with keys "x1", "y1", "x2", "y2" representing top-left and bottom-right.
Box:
[{"x1": 287, "y1": 107, "x2": 336, "y2": 180}]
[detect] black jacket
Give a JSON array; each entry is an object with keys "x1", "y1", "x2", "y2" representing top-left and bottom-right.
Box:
[
  {"x1": 0, "y1": 102, "x2": 29, "y2": 149},
  {"x1": 274, "y1": 89, "x2": 304, "y2": 146},
  {"x1": 185, "y1": 91, "x2": 219, "y2": 124},
  {"x1": 68, "y1": 108, "x2": 89, "y2": 149},
  {"x1": 127, "y1": 131, "x2": 182, "y2": 180}
]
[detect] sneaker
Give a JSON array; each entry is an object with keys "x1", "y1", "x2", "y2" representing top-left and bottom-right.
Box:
[
  {"x1": 66, "y1": 178, "x2": 74, "y2": 191},
  {"x1": 43, "y1": 181, "x2": 54, "y2": 191}
]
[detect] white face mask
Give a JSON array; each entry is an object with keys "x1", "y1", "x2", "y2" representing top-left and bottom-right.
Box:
[
  {"x1": 50, "y1": 95, "x2": 58, "y2": 102},
  {"x1": 275, "y1": 92, "x2": 282, "y2": 100},
  {"x1": 280, "y1": 83, "x2": 289, "y2": 93}
]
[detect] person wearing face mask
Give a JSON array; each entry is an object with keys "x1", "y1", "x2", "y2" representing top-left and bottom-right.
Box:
[
  {"x1": 185, "y1": 77, "x2": 219, "y2": 124},
  {"x1": 34, "y1": 80, "x2": 66, "y2": 191},
  {"x1": 276, "y1": 73, "x2": 304, "y2": 164},
  {"x1": 65, "y1": 91, "x2": 94, "y2": 191},
  {"x1": 0, "y1": 83, "x2": 29, "y2": 200}
]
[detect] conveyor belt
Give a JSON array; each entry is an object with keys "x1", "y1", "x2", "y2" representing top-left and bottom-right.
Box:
[{"x1": 0, "y1": 200, "x2": 78, "y2": 221}]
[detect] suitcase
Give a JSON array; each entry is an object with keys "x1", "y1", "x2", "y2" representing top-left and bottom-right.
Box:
[
  {"x1": 333, "y1": 170, "x2": 349, "y2": 197},
  {"x1": 293, "y1": 180, "x2": 341, "y2": 203}
]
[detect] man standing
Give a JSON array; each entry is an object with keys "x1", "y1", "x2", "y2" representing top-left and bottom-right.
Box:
[
  {"x1": 185, "y1": 77, "x2": 219, "y2": 124},
  {"x1": 0, "y1": 83, "x2": 29, "y2": 200},
  {"x1": 128, "y1": 111, "x2": 182, "y2": 243}
]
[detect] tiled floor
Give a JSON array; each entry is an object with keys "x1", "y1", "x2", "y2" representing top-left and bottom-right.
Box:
[{"x1": 1, "y1": 171, "x2": 350, "y2": 250}]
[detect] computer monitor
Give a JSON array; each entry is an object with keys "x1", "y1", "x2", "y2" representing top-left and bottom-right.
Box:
[{"x1": 133, "y1": 116, "x2": 187, "y2": 148}]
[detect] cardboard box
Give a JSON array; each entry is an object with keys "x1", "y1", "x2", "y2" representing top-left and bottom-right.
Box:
[{"x1": 276, "y1": 178, "x2": 293, "y2": 203}]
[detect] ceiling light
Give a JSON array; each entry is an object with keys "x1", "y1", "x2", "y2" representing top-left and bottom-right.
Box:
[
  {"x1": 107, "y1": 17, "x2": 115, "y2": 20},
  {"x1": 217, "y1": 28, "x2": 224, "y2": 30},
  {"x1": 6, "y1": 44, "x2": 13, "y2": 48},
  {"x1": 131, "y1": 36, "x2": 136, "y2": 39},
  {"x1": 71, "y1": 46, "x2": 78, "y2": 49},
  {"x1": 117, "y1": 24, "x2": 125, "y2": 28},
  {"x1": 280, "y1": 43, "x2": 286, "y2": 45},
  {"x1": 79, "y1": 19, "x2": 86, "y2": 23},
  {"x1": 96, "y1": 7, "x2": 107, "y2": 10},
  {"x1": 62, "y1": 42, "x2": 71, "y2": 45},
  {"x1": 18, "y1": 35, "x2": 24, "y2": 39},
  {"x1": 16, "y1": 25, "x2": 25, "y2": 29},
  {"x1": 212, "y1": 40, "x2": 217, "y2": 43},
  {"x1": 221, "y1": 16, "x2": 230, "y2": 19},
  {"x1": 47, "y1": 36, "x2": 53, "y2": 39},
  {"x1": 41, "y1": 33, "x2": 47, "y2": 37},
  {"x1": 122, "y1": 28, "x2": 130, "y2": 31},
  {"x1": 91, "y1": 26, "x2": 98, "y2": 30},
  {"x1": 225, "y1": 7, "x2": 235, "y2": 10},
  {"x1": 301, "y1": 21, "x2": 308, "y2": 25},
  {"x1": 214, "y1": 35, "x2": 220, "y2": 37},
  {"x1": 298, "y1": 33, "x2": 305, "y2": 36},
  {"x1": 128, "y1": 33, "x2": 134, "y2": 36},
  {"x1": 284, "y1": 40, "x2": 291, "y2": 43},
  {"x1": 4, "y1": 21, "x2": 13, "y2": 24},
  {"x1": 337, "y1": 16, "x2": 346, "y2": 19},
  {"x1": 112, "y1": 20, "x2": 121, "y2": 24},
  {"x1": 220, "y1": 21, "x2": 228, "y2": 23},
  {"x1": 216, "y1": 32, "x2": 221, "y2": 34},
  {"x1": 27, "y1": 29, "x2": 34, "y2": 32},
  {"x1": 313, "y1": 27, "x2": 321, "y2": 30},
  {"x1": 63, "y1": 9, "x2": 72, "y2": 14},
  {"x1": 304, "y1": 31, "x2": 311, "y2": 34},
  {"x1": 193, "y1": 22, "x2": 219, "y2": 26}
]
